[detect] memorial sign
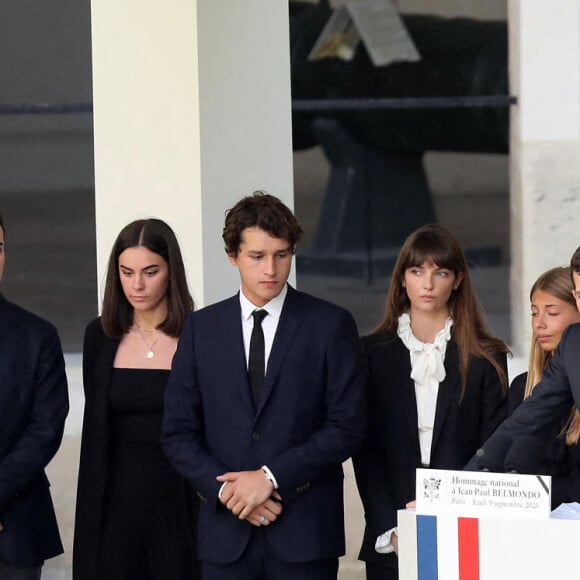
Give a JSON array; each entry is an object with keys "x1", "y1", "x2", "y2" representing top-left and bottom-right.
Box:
[{"x1": 415, "y1": 468, "x2": 551, "y2": 519}]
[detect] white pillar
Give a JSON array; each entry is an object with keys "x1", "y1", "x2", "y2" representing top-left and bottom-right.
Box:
[
  {"x1": 90, "y1": 0, "x2": 294, "y2": 308},
  {"x1": 509, "y1": 0, "x2": 580, "y2": 355}
]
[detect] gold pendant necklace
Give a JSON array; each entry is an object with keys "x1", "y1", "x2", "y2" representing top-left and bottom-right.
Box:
[
  {"x1": 135, "y1": 321, "x2": 157, "y2": 333},
  {"x1": 136, "y1": 327, "x2": 158, "y2": 359}
]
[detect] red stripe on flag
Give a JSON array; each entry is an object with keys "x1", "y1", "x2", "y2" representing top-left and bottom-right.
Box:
[{"x1": 458, "y1": 517, "x2": 479, "y2": 580}]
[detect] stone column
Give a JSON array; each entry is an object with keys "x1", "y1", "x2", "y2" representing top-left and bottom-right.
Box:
[
  {"x1": 90, "y1": 0, "x2": 294, "y2": 307},
  {"x1": 509, "y1": 0, "x2": 580, "y2": 355}
]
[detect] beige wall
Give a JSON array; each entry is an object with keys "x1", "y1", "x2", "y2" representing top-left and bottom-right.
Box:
[
  {"x1": 90, "y1": 0, "x2": 294, "y2": 308},
  {"x1": 509, "y1": 0, "x2": 580, "y2": 355},
  {"x1": 196, "y1": 1, "x2": 295, "y2": 305},
  {"x1": 91, "y1": 0, "x2": 203, "y2": 301}
]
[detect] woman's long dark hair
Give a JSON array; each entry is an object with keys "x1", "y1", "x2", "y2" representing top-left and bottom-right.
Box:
[
  {"x1": 101, "y1": 219, "x2": 193, "y2": 338},
  {"x1": 375, "y1": 224, "x2": 509, "y2": 392}
]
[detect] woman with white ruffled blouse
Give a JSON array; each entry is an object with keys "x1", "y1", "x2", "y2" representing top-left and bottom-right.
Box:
[{"x1": 353, "y1": 224, "x2": 510, "y2": 580}]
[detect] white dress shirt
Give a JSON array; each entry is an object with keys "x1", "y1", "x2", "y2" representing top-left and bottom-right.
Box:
[
  {"x1": 217, "y1": 285, "x2": 288, "y2": 499},
  {"x1": 239, "y1": 284, "x2": 287, "y2": 371}
]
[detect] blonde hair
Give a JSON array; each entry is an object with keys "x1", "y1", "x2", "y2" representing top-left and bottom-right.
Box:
[{"x1": 523, "y1": 266, "x2": 580, "y2": 444}]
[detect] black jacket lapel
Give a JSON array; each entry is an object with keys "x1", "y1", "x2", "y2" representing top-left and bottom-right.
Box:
[
  {"x1": 254, "y1": 287, "x2": 302, "y2": 419},
  {"x1": 431, "y1": 340, "x2": 461, "y2": 453}
]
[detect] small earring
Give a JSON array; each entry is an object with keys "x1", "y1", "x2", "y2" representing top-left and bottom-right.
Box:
[{"x1": 402, "y1": 282, "x2": 406, "y2": 288}]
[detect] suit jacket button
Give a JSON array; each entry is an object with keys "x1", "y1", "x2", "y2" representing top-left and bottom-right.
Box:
[{"x1": 251, "y1": 432, "x2": 260, "y2": 440}]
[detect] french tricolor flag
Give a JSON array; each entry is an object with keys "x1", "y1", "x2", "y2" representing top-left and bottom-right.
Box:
[{"x1": 416, "y1": 514, "x2": 480, "y2": 580}]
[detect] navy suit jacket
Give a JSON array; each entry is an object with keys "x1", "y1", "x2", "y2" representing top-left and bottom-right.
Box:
[
  {"x1": 162, "y1": 286, "x2": 366, "y2": 564},
  {"x1": 507, "y1": 373, "x2": 580, "y2": 508},
  {"x1": 481, "y1": 323, "x2": 580, "y2": 464},
  {"x1": 0, "y1": 296, "x2": 68, "y2": 566}
]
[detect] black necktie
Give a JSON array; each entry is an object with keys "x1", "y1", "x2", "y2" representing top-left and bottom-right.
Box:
[{"x1": 248, "y1": 309, "x2": 268, "y2": 407}]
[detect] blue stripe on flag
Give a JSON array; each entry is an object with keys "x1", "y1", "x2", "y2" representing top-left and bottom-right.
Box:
[{"x1": 417, "y1": 514, "x2": 438, "y2": 580}]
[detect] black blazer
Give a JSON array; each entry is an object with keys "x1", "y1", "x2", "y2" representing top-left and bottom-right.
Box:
[
  {"x1": 162, "y1": 286, "x2": 366, "y2": 565},
  {"x1": 507, "y1": 372, "x2": 580, "y2": 508},
  {"x1": 73, "y1": 318, "x2": 199, "y2": 580},
  {"x1": 72, "y1": 318, "x2": 118, "y2": 580},
  {"x1": 353, "y1": 331, "x2": 507, "y2": 569},
  {"x1": 0, "y1": 296, "x2": 68, "y2": 567}
]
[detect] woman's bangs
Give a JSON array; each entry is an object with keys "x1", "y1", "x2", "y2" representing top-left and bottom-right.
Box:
[{"x1": 405, "y1": 240, "x2": 455, "y2": 271}]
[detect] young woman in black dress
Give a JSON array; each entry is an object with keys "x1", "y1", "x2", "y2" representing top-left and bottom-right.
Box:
[{"x1": 73, "y1": 218, "x2": 198, "y2": 580}]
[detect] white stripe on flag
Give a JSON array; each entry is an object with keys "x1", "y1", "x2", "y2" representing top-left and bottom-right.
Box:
[{"x1": 437, "y1": 515, "x2": 459, "y2": 580}]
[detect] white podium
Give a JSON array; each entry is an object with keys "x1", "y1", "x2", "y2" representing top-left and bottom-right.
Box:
[
  {"x1": 398, "y1": 509, "x2": 578, "y2": 579},
  {"x1": 397, "y1": 469, "x2": 567, "y2": 579}
]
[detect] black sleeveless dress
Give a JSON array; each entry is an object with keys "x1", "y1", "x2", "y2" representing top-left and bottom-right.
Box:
[{"x1": 97, "y1": 368, "x2": 198, "y2": 579}]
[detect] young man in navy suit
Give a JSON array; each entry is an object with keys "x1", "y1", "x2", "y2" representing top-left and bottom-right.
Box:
[
  {"x1": 163, "y1": 192, "x2": 366, "y2": 579},
  {"x1": 476, "y1": 245, "x2": 580, "y2": 469},
  {"x1": 0, "y1": 213, "x2": 68, "y2": 579}
]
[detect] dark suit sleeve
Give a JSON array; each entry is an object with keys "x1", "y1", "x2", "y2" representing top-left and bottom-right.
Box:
[
  {"x1": 0, "y1": 322, "x2": 68, "y2": 510},
  {"x1": 506, "y1": 334, "x2": 574, "y2": 434},
  {"x1": 352, "y1": 338, "x2": 397, "y2": 537},
  {"x1": 353, "y1": 442, "x2": 397, "y2": 537},
  {"x1": 162, "y1": 314, "x2": 230, "y2": 504},
  {"x1": 265, "y1": 309, "x2": 366, "y2": 497},
  {"x1": 507, "y1": 372, "x2": 580, "y2": 508},
  {"x1": 475, "y1": 326, "x2": 578, "y2": 466}
]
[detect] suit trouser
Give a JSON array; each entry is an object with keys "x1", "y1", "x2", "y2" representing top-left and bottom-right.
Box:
[
  {"x1": 365, "y1": 561, "x2": 398, "y2": 580},
  {"x1": 0, "y1": 559, "x2": 42, "y2": 580},
  {"x1": 201, "y1": 527, "x2": 339, "y2": 580}
]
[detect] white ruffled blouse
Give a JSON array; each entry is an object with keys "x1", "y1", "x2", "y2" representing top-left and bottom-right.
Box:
[{"x1": 397, "y1": 312, "x2": 453, "y2": 467}]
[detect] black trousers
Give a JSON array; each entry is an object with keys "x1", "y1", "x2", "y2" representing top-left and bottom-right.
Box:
[
  {"x1": 365, "y1": 561, "x2": 399, "y2": 580},
  {"x1": 201, "y1": 528, "x2": 338, "y2": 580},
  {"x1": 0, "y1": 559, "x2": 42, "y2": 580}
]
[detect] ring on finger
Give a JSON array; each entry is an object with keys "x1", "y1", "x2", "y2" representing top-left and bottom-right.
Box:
[{"x1": 259, "y1": 515, "x2": 267, "y2": 524}]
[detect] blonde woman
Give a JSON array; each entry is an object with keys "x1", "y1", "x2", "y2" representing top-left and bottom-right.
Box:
[{"x1": 508, "y1": 266, "x2": 580, "y2": 508}]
